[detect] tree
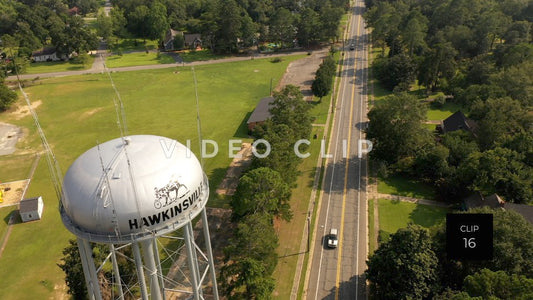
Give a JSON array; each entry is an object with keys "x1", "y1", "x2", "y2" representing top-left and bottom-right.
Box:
[
  {"x1": 128, "y1": 5, "x2": 150, "y2": 40},
  {"x1": 312, "y1": 56, "x2": 336, "y2": 99},
  {"x1": 268, "y1": 7, "x2": 294, "y2": 47},
  {"x1": 96, "y1": 13, "x2": 113, "y2": 40},
  {"x1": 433, "y1": 207, "x2": 533, "y2": 290},
  {"x1": 469, "y1": 97, "x2": 531, "y2": 149},
  {"x1": 490, "y1": 62, "x2": 533, "y2": 106},
  {"x1": 220, "y1": 257, "x2": 275, "y2": 299},
  {"x1": 366, "y1": 225, "x2": 438, "y2": 299},
  {"x1": 319, "y1": 4, "x2": 344, "y2": 42},
  {"x1": 58, "y1": 240, "x2": 88, "y2": 299},
  {"x1": 296, "y1": 8, "x2": 321, "y2": 47},
  {"x1": 0, "y1": 82, "x2": 17, "y2": 111},
  {"x1": 147, "y1": 1, "x2": 169, "y2": 41},
  {"x1": 463, "y1": 269, "x2": 533, "y2": 299},
  {"x1": 231, "y1": 167, "x2": 292, "y2": 221},
  {"x1": 374, "y1": 53, "x2": 417, "y2": 91},
  {"x1": 110, "y1": 8, "x2": 128, "y2": 37},
  {"x1": 311, "y1": 69, "x2": 332, "y2": 99},
  {"x1": 402, "y1": 16, "x2": 427, "y2": 56},
  {"x1": 51, "y1": 16, "x2": 98, "y2": 56},
  {"x1": 366, "y1": 93, "x2": 431, "y2": 166},
  {"x1": 269, "y1": 84, "x2": 312, "y2": 141},
  {"x1": 220, "y1": 214, "x2": 278, "y2": 299},
  {"x1": 214, "y1": 0, "x2": 243, "y2": 53},
  {"x1": 253, "y1": 123, "x2": 301, "y2": 185}
]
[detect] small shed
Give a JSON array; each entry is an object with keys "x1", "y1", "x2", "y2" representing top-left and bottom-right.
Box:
[
  {"x1": 247, "y1": 96, "x2": 274, "y2": 132},
  {"x1": 19, "y1": 196, "x2": 44, "y2": 222}
]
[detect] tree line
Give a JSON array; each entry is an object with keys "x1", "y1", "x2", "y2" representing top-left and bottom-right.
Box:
[
  {"x1": 220, "y1": 85, "x2": 312, "y2": 298},
  {"x1": 366, "y1": 207, "x2": 533, "y2": 299},
  {"x1": 99, "y1": 0, "x2": 348, "y2": 53},
  {"x1": 364, "y1": 0, "x2": 533, "y2": 203}
]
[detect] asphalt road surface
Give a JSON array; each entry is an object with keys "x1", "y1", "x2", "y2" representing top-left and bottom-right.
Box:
[{"x1": 306, "y1": 1, "x2": 369, "y2": 299}]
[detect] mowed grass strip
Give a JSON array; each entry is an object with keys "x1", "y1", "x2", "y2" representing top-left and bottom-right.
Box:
[
  {"x1": 105, "y1": 51, "x2": 175, "y2": 68},
  {"x1": 273, "y1": 126, "x2": 325, "y2": 299},
  {"x1": 378, "y1": 198, "x2": 448, "y2": 242},
  {"x1": 0, "y1": 55, "x2": 304, "y2": 299},
  {"x1": 25, "y1": 57, "x2": 94, "y2": 74}
]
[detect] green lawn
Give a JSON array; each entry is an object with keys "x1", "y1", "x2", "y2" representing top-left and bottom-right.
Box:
[
  {"x1": 377, "y1": 173, "x2": 436, "y2": 200},
  {"x1": 105, "y1": 51, "x2": 175, "y2": 68},
  {"x1": 109, "y1": 38, "x2": 159, "y2": 53},
  {"x1": 179, "y1": 49, "x2": 227, "y2": 62},
  {"x1": 426, "y1": 101, "x2": 463, "y2": 121},
  {"x1": 422, "y1": 123, "x2": 437, "y2": 131},
  {"x1": 26, "y1": 57, "x2": 94, "y2": 74},
  {"x1": 378, "y1": 198, "x2": 448, "y2": 242},
  {"x1": 368, "y1": 198, "x2": 376, "y2": 254},
  {"x1": 0, "y1": 206, "x2": 17, "y2": 241},
  {"x1": 0, "y1": 55, "x2": 305, "y2": 299}
]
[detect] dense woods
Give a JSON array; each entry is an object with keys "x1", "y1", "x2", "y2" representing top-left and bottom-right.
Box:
[{"x1": 365, "y1": 0, "x2": 533, "y2": 204}]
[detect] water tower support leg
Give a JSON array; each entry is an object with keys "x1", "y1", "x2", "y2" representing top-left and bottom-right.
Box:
[
  {"x1": 141, "y1": 239, "x2": 162, "y2": 300},
  {"x1": 185, "y1": 223, "x2": 201, "y2": 300},
  {"x1": 201, "y1": 208, "x2": 219, "y2": 300},
  {"x1": 132, "y1": 242, "x2": 149, "y2": 300},
  {"x1": 187, "y1": 222, "x2": 203, "y2": 298},
  {"x1": 77, "y1": 238, "x2": 103, "y2": 300},
  {"x1": 110, "y1": 244, "x2": 124, "y2": 299},
  {"x1": 152, "y1": 238, "x2": 166, "y2": 300}
]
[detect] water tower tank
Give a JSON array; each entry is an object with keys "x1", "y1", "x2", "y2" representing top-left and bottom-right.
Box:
[{"x1": 60, "y1": 134, "x2": 208, "y2": 243}]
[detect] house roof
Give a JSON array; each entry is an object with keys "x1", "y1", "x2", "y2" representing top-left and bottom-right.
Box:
[
  {"x1": 32, "y1": 47, "x2": 57, "y2": 57},
  {"x1": 164, "y1": 29, "x2": 181, "y2": 45},
  {"x1": 184, "y1": 33, "x2": 201, "y2": 45},
  {"x1": 247, "y1": 97, "x2": 274, "y2": 124},
  {"x1": 19, "y1": 196, "x2": 41, "y2": 213},
  {"x1": 465, "y1": 193, "x2": 504, "y2": 210},
  {"x1": 442, "y1": 111, "x2": 478, "y2": 134},
  {"x1": 505, "y1": 203, "x2": 533, "y2": 225}
]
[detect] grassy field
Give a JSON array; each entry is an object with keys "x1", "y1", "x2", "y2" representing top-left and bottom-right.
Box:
[
  {"x1": 105, "y1": 52, "x2": 175, "y2": 68},
  {"x1": 25, "y1": 57, "x2": 94, "y2": 74},
  {"x1": 0, "y1": 55, "x2": 305, "y2": 299},
  {"x1": 377, "y1": 198, "x2": 448, "y2": 242},
  {"x1": 377, "y1": 174, "x2": 436, "y2": 200}
]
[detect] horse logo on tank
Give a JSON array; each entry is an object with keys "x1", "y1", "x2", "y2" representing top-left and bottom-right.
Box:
[{"x1": 153, "y1": 180, "x2": 189, "y2": 209}]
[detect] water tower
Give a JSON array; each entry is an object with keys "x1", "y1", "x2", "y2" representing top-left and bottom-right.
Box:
[{"x1": 60, "y1": 135, "x2": 219, "y2": 300}]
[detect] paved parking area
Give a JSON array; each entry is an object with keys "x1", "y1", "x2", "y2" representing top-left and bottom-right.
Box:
[{"x1": 0, "y1": 123, "x2": 22, "y2": 156}]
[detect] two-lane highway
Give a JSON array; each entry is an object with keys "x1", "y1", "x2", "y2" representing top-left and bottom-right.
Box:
[{"x1": 306, "y1": 0, "x2": 369, "y2": 299}]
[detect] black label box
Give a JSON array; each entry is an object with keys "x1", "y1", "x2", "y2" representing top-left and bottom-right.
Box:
[{"x1": 446, "y1": 213, "x2": 493, "y2": 260}]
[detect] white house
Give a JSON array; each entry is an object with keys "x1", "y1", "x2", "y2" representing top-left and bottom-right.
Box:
[
  {"x1": 31, "y1": 47, "x2": 67, "y2": 62},
  {"x1": 19, "y1": 196, "x2": 44, "y2": 222}
]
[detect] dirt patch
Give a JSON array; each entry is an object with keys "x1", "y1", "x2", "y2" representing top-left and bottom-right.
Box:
[
  {"x1": 80, "y1": 107, "x2": 103, "y2": 119},
  {"x1": 216, "y1": 143, "x2": 253, "y2": 196},
  {"x1": 11, "y1": 100, "x2": 42, "y2": 120},
  {"x1": 276, "y1": 48, "x2": 329, "y2": 99},
  {"x1": 0, "y1": 180, "x2": 30, "y2": 207}
]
